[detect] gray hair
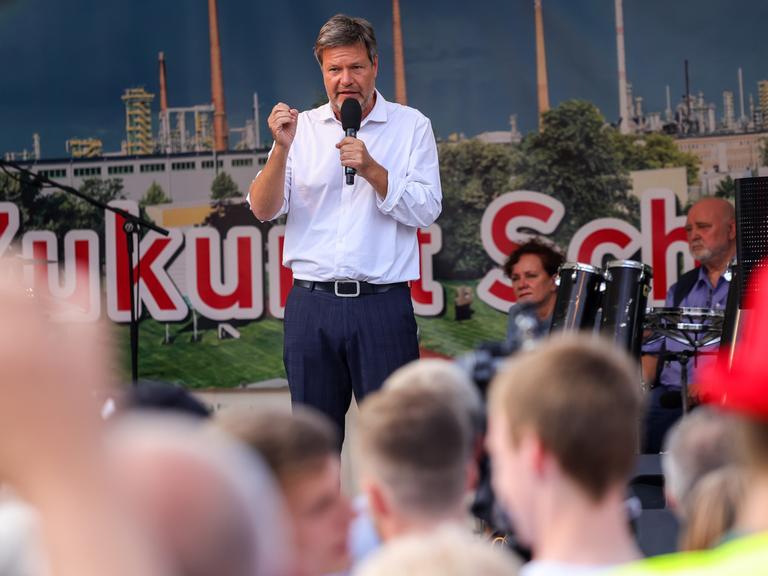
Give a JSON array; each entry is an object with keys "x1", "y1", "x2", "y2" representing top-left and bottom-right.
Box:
[
  {"x1": 314, "y1": 14, "x2": 378, "y2": 65},
  {"x1": 662, "y1": 406, "x2": 739, "y2": 516}
]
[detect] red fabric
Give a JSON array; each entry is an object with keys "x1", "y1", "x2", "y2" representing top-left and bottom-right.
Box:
[{"x1": 696, "y1": 262, "x2": 768, "y2": 418}]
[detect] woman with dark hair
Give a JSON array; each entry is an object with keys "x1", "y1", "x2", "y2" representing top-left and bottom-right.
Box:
[{"x1": 503, "y1": 239, "x2": 564, "y2": 342}]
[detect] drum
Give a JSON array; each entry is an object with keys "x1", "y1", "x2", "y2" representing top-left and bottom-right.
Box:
[
  {"x1": 549, "y1": 262, "x2": 603, "y2": 334},
  {"x1": 599, "y1": 260, "x2": 653, "y2": 358}
]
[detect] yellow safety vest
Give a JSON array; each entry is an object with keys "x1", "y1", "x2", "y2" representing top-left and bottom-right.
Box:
[{"x1": 616, "y1": 532, "x2": 768, "y2": 575}]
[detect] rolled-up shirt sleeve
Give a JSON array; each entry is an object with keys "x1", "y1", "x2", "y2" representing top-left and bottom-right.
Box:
[
  {"x1": 246, "y1": 141, "x2": 291, "y2": 222},
  {"x1": 376, "y1": 116, "x2": 442, "y2": 228}
]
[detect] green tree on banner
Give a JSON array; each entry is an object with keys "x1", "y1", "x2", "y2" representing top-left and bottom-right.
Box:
[
  {"x1": 612, "y1": 132, "x2": 700, "y2": 185},
  {"x1": 0, "y1": 170, "x2": 52, "y2": 234},
  {"x1": 140, "y1": 181, "x2": 171, "y2": 208},
  {"x1": 56, "y1": 178, "x2": 125, "y2": 238},
  {"x1": 437, "y1": 139, "x2": 516, "y2": 279},
  {"x1": 0, "y1": 174, "x2": 124, "y2": 267},
  {"x1": 512, "y1": 100, "x2": 636, "y2": 244},
  {"x1": 138, "y1": 181, "x2": 171, "y2": 225},
  {"x1": 211, "y1": 171, "x2": 241, "y2": 202},
  {"x1": 0, "y1": 174, "x2": 123, "y2": 241}
]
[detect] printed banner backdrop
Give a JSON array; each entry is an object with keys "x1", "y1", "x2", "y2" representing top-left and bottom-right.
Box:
[{"x1": 1, "y1": 0, "x2": 766, "y2": 387}]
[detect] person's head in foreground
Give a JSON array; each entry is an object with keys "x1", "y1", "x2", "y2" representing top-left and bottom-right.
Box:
[
  {"x1": 218, "y1": 406, "x2": 352, "y2": 576},
  {"x1": 355, "y1": 525, "x2": 520, "y2": 576},
  {"x1": 487, "y1": 335, "x2": 642, "y2": 566},
  {"x1": 661, "y1": 405, "x2": 739, "y2": 517},
  {"x1": 356, "y1": 385, "x2": 473, "y2": 542},
  {"x1": 678, "y1": 466, "x2": 747, "y2": 552},
  {"x1": 107, "y1": 413, "x2": 292, "y2": 576},
  {"x1": 384, "y1": 358, "x2": 484, "y2": 461}
]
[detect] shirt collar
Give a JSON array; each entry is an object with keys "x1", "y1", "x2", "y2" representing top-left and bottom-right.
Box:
[
  {"x1": 695, "y1": 264, "x2": 729, "y2": 290},
  {"x1": 316, "y1": 90, "x2": 389, "y2": 127}
]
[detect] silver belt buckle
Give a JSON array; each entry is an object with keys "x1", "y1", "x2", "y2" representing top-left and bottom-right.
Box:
[{"x1": 334, "y1": 280, "x2": 361, "y2": 297}]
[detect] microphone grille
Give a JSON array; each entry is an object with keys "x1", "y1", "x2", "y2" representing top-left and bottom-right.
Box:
[{"x1": 341, "y1": 98, "x2": 362, "y2": 131}]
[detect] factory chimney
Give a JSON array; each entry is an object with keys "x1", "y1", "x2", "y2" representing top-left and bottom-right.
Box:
[
  {"x1": 615, "y1": 0, "x2": 630, "y2": 134},
  {"x1": 158, "y1": 52, "x2": 169, "y2": 113},
  {"x1": 738, "y1": 67, "x2": 746, "y2": 123},
  {"x1": 209, "y1": 0, "x2": 229, "y2": 151},
  {"x1": 534, "y1": 0, "x2": 550, "y2": 129},
  {"x1": 392, "y1": 0, "x2": 408, "y2": 105},
  {"x1": 158, "y1": 52, "x2": 170, "y2": 152}
]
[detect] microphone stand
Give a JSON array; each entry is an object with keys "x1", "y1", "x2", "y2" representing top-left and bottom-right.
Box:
[{"x1": 0, "y1": 159, "x2": 169, "y2": 386}]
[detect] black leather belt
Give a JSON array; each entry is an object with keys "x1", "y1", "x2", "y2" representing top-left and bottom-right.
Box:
[{"x1": 294, "y1": 279, "x2": 407, "y2": 297}]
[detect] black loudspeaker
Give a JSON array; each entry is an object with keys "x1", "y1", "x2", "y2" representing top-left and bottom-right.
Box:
[
  {"x1": 735, "y1": 177, "x2": 768, "y2": 304},
  {"x1": 720, "y1": 177, "x2": 768, "y2": 364}
]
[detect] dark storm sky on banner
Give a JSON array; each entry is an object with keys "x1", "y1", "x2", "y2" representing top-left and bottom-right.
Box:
[{"x1": 0, "y1": 0, "x2": 766, "y2": 157}]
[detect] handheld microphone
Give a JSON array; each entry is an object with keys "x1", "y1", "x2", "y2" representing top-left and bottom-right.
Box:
[{"x1": 340, "y1": 98, "x2": 362, "y2": 185}]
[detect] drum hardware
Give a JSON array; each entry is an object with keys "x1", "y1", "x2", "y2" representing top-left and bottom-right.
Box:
[{"x1": 643, "y1": 307, "x2": 725, "y2": 413}]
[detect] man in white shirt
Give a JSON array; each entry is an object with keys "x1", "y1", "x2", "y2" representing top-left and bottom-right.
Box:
[
  {"x1": 487, "y1": 336, "x2": 643, "y2": 576},
  {"x1": 248, "y1": 14, "x2": 442, "y2": 440}
]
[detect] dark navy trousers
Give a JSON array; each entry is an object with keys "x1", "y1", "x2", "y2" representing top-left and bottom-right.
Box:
[{"x1": 283, "y1": 283, "x2": 420, "y2": 443}]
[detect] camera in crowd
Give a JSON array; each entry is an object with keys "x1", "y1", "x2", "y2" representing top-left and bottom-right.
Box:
[{"x1": 455, "y1": 303, "x2": 541, "y2": 558}]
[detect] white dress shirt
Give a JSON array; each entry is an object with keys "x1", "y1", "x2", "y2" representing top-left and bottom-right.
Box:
[{"x1": 253, "y1": 91, "x2": 442, "y2": 283}]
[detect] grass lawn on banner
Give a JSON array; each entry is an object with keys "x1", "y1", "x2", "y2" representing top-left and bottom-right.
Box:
[{"x1": 115, "y1": 280, "x2": 508, "y2": 388}]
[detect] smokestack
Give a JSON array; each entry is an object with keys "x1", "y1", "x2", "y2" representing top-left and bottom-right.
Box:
[
  {"x1": 738, "y1": 67, "x2": 746, "y2": 121},
  {"x1": 158, "y1": 52, "x2": 169, "y2": 113},
  {"x1": 615, "y1": 0, "x2": 629, "y2": 134},
  {"x1": 158, "y1": 52, "x2": 170, "y2": 153},
  {"x1": 685, "y1": 59, "x2": 691, "y2": 123},
  {"x1": 665, "y1": 84, "x2": 672, "y2": 122},
  {"x1": 392, "y1": 0, "x2": 407, "y2": 105},
  {"x1": 534, "y1": 0, "x2": 550, "y2": 128},
  {"x1": 209, "y1": 0, "x2": 229, "y2": 151}
]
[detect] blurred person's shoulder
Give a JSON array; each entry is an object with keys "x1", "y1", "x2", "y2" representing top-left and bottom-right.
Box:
[
  {"x1": 522, "y1": 560, "x2": 619, "y2": 576},
  {"x1": 614, "y1": 531, "x2": 768, "y2": 575},
  {"x1": 0, "y1": 497, "x2": 46, "y2": 576}
]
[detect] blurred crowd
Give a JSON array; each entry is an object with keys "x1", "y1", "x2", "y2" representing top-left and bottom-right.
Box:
[{"x1": 1, "y1": 254, "x2": 768, "y2": 576}]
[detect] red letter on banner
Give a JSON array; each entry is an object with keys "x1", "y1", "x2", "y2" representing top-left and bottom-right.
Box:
[
  {"x1": 411, "y1": 224, "x2": 444, "y2": 317},
  {"x1": 477, "y1": 191, "x2": 565, "y2": 312},
  {"x1": 22, "y1": 230, "x2": 100, "y2": 321},
  {"x1": 640, "y1": 189, "x2": 692, "y2": 306},
  {"x1": 105, "y1": 201, "x2": 187, "y2": 322},
  {"x1": 185, "y1": 226, "x2": 263, "y2": 321},
  {"x1": 0, "y1": 202, "x2": 19, "y2": 257},
  {"x1": 567, "y1": 218, "x2": 641, "y2": 266},
  {"x1": 267, "y1": 225, "x2": 293, "y2": 320}
]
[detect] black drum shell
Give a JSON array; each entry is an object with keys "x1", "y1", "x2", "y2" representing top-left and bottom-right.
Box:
[
  {"x1": 599, "y1": 260, "x2": 652, "y2": 358},
  {"x1": 550, "y1": 263, "x2": 603, "y2": 334}
]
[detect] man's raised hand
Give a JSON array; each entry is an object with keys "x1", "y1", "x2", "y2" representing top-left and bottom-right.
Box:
[{"x1": 268, "y1": 102, "x2": 299, "y2": 149}]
